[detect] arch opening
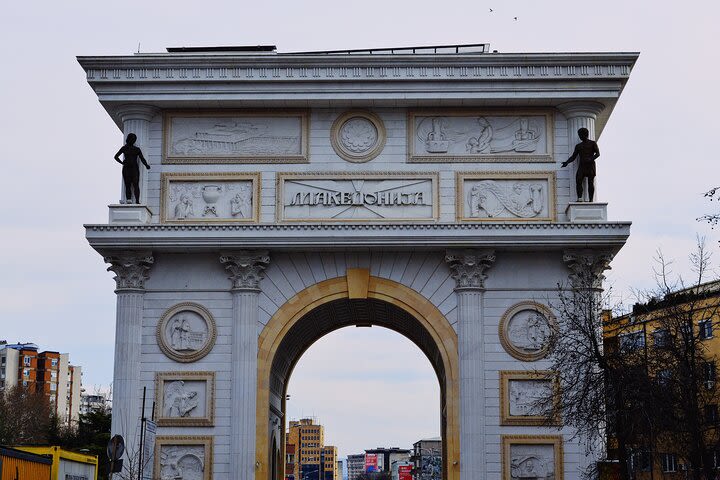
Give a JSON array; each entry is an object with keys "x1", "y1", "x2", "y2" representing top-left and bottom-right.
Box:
[{"x1": 256, "y1": 276, "x2": 459, "y2": 480}]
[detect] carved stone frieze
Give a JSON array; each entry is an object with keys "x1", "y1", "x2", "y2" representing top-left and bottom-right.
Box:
[
  {"x1": 104, "y1": 251, "x2": 154, "y2": 290},
  {"x1": 445, "y1": 249, "x2": 496, "y2": 289},
  {"x1": 156, "y1": 303, "x2": 217, "y2": 363},
  {"x1": 563, "y1": 249, "x2": 615, "y2": 289},
  {"x1": 220, "y1": 250, "x2": 270, "y2": 290}
]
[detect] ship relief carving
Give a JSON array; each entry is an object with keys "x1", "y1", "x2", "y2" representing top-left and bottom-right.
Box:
[
  {"x1": 163, "y1": 111, "x2": 308, "y2": 163},
  {"x1": 409, "y1": 111, "x2": 553, "y2": 162}
]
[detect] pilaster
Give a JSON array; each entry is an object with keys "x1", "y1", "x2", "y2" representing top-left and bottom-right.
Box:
[
  {"x1": 445, "y1": 249, "x2": 496, "y2": 480},
  {"x1": 115, "y1": 104, "x2": 158, "y2": 205},
  {"x1": 562, "y1": 248, "x2": 615, "y2": 290},
  {"x1": 103, "y1": 251, "x2": 153, "y2": 455},
  {"x1": 220, "y1": 250, "x2": 270, "y2": 480},
  {"x1": 558, "y1": 101, "x2": 605, "y2": 202}
]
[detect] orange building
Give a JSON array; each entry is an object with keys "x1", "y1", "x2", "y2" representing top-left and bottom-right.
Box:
[{"x1": 285, "y1": 418, "x2": 338, "y2": 480}]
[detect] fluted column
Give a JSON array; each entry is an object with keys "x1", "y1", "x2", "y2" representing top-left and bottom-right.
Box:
[
  {"x1": 220, "y1": 251, "x2": 270, "y2": 480},
  {"x1": 445, "y1": 249, "x2": 496, "y2": 480},
  {"x1": 558, "y1": 102, "x2": 605, "y2": 202},
  {"x1": 115, "y1": 104, "x2": 158, "y2": 204},
  {"x1": 104, "y1": 251, "x2": 154, "y2": 454},
  {"x1": 563, "y1": 249, "x2": 614, "y2": 472}
]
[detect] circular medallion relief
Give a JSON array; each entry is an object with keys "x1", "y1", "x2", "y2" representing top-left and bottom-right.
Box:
[
  {"x1": 499, "y1": 302, "x2": 556, "y2": 362},
  {"x1": 330, "y1": 111, "x2": 386, "y2": 162},
  {"x1": 156, "y1": 302, "x2": 217, "y2": 363}
]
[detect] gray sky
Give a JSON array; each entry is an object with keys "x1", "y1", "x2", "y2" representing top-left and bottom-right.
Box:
[{"x1": 2, "y1": 0, "x2": 718, "y2": 460}]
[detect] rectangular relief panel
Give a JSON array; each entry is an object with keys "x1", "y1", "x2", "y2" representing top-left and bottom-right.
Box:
[
  {"x1": 161, "y1": 173, "x2": 260, "y2": 223},
  {"x1": 499, "y1": 371, "x2": 560, "y2": 426},
  {"x1": 163, "y1": 110, "x2": 309, "y2": 164},
  {"x1": 408, "y1": 110, "x2": 553, "y2": 163},
  {"x1": 456, "y1": 172, "x2": 556, "y2": 222},
  {"x1": 277, "y1": 173, "x2": 439, "y2": 222},
  {"x1": 154, "y1": 435, "x2": 213, "y2": 480},
  {"x1": 154, "y1": 371, "x2": 215, "y2": 427},
  {"x1": 502, "y1": 435, "x2": 563, "y2": 480}
]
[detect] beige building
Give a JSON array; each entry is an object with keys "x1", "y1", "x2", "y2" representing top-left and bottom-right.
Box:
[{"x1": 285, "y1": 418, "x2": 338, "y2": 480}]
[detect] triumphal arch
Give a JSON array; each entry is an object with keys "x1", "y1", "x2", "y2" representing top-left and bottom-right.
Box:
[{"x1": 79, "y1": 44, "x2": 637, "y2": 480}]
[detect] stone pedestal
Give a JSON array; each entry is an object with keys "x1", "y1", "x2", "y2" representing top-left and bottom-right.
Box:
[
  {"x1": 220, "y1": 251, "x2": 270, "y2": 480},
  {"x1": 108, "y1": 204, "x2": 153, "y2": 224},
  {"x1": 104, "y1": 252, "x2": 153, "y2": 454},
  {"x1": 566, "y1": 202, "x2": 608, "y2": 222},
  {"x1": 445, "y1": 249, "x2": 496, "y2": 480}
]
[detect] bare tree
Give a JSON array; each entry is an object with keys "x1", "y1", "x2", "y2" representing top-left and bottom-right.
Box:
[
  {"x1": 544, "y1": 272, "x2": 654, "y2": 480},
  {"x1": 0, "y1": 385, "x2": 54, "y2": 445},
  {"x1": 634, "y1": 239, "x2": 720, "y2": 479},
  {"x1": 698, "y1": 187, "x2": 720, "y2": 227}
]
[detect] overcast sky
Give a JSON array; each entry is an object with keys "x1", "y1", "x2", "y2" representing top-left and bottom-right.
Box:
[{"x1": 2, "y1": 0, "x2": 719, "y2": 460}]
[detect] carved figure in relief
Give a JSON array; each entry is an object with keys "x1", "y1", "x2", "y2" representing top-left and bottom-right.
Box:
[
  {"x1": 465, "y1": 118, "x2": 493, "y2": 153},
  {"x1": 114, "y1": 133, "x2": 150, "y2": 204},
  {"x1": 510, "y1": 454, "x2": 552, "y2": 479},
  {"x1": 160, "y1": 446, "x2": 204, "y2": 480},
  {"x1": 511, "y1": 118, "x2": 540, "y2": 152},
  {"x1": 170, "y1": 316, "x2": 203, "y2": 351},
  {"x1": 230, "y1": 184, "x2": 252, "y2": 217},
  {"x1": 468, "y1": 181, "x2": 544, "y2": 218},
  {"x1": 509, "y1": 380, "x2": 551, "y2": 417},
  {"x1": 165, "y1": 380, "x2": 200, "y2": 417},
  {"x1": 174, "y1": 194, "x2": 194, "y2": 219},
  {"x1": 561, "y1": 127, "x2": 600, "y2": 202},
  {"x1": 508, "y1": 311, "x2": 552, "y2": 353}
]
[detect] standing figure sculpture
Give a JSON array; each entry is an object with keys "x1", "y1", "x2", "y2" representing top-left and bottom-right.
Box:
[
  {"x1": 561, "y1": 127, "x2": 600, "y2": 202},
  {"x1": 114, "y1": 133, "x2": 150, "y2": 204}
]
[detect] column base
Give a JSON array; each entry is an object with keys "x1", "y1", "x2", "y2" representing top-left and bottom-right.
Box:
[
  {"x1": 566, "y1": 202, "x2": 608, "y2": 222},
  {"x1": 108, "y1": 204, "x2": 153, "y2": 224}
]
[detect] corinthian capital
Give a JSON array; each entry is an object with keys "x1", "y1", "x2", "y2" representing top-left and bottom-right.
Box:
[
  {"x1": 563, "y1": 249, "x2": 615, "y2": 289},
  {"x1": 445, "y1": 249, "x2": 496, "y2": 290},
  {"x1": 104, "y1": 251, "x2": 154, "y2": 291},
  {"x1": 220, "y1": 251, "x2": 270, "y2": 290}
]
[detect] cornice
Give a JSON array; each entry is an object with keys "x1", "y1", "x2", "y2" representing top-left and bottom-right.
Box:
[
  {"x1": 85, "y1": 222, "x2": 631, "y2": 252},
  {"x1": 78, "y1": 52, "x2": 637, "y2": 84}
]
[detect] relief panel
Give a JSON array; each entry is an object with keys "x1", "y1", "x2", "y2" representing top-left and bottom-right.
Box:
[
  {"x1": 330, "y1": 111, "x2": 387, "y2": 163},
  {"x1": 457, "y1": 172, "x2": 555, "y2": 222},
  {"x1": 408, "y1": 110, "x2": 553, "y2": 162},
  {"x1": 277, "y1": 173, "x2": 439, "y2": 222},
  {"x1": 161, "y1": 173, "x2": 260, "y2": 223},
  {"x1": 500, "y1": 371, "x2": 560, "y2": 426},
  {"x1": 154, "y1": 436, "x2": 213, "y2": 480},
  {"x1": 502, "y1": 436, "x2": 563, "y2": 480},
  {"x1": 499, "y1": 302, "x2": 557, "y2": 362},
  {"x1": 156, "y1": 303, "x2": 217, "y2": 363},
  {"x1": 163, "y1": 111, "x2": 309, "y2": 163},
  {"x1": 155, "y1": 371, "x2": 215, "y2": 427}
]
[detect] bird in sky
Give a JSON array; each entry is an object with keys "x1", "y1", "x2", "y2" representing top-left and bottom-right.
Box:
[
  {"x1": 489, "y1": 8, "x2": 493, "y2": 12},
  {"x1": 514, "y1": 16, "x2": 518, "y2": 20}
]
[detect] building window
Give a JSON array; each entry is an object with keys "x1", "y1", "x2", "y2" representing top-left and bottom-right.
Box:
[
  {"x1": 51, "y1": 371, "x2": 57, "y2": 380},
  {"x1": 705, "y1": 362, "x2": 717, "y2": 389},
  {"x1": 653, "y1": 329, "x2": 671, "y2": 348},
  {"x1": 662, "y1": 454, "x2": 678, "y2": 473},
  {"x1": 23, "y1": 356, "x2": 31, "y2": 366},
  {"x1": 620, "y1": 331, "x2": 645, "y2": 352},
  {"x1": 50, "y1": 383, "x2": 57, "y2": 391},
  {"x1": 706, "y1": 405, "x2": 719, "y2": 424},
  {"x1": 700, "y1": 319, "x2": 714, "y2": 339},
  {"x1": 51, "y1": 358, "x2": 58, "y2": 367},
  {"x1": 657, "y1": 369, "x2": 671, "y2": 386},
  {"x1": 23, "y1": 368, "x2": 30, "y2": 377},
  {"x1": 22, "y1": 380, "x2": 28, "y2": 387}
]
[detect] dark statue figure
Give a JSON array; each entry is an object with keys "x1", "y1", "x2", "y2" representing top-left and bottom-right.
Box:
[
  {"x1": 561, "y1": 127, "x2": 600, "y2": 202},
  {"x1": 114, "y1": 133, "x2": 150, "y2": 204}
]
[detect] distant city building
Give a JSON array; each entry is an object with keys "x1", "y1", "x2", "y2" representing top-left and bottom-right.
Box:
[
  {"x1": 364, "y1": 448, "x2": 411, "y2": 474},
  {"x1": 336, "y1": 460, "x2": 344, "y2": 480},
  {"x1": 346, "y1": 453, "x2": 365, "y2": 480},
  {"x1": 79, "y1": 392, "x2": 110, "y2": 415},
  {"x1": 411, "y1": 437, "x2": 441, "y2": 480},
  {"x1": 285, "y1": 418, "x2": 338, "y2": 480},
  {"x1": 0, "y1": 341, "x2": 82, "y2": 425}
]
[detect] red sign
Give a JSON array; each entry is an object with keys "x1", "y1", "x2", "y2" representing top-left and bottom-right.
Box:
[
  {"x1": 365, "y1": 454, "x2": 378, "y2": 472},
  {"x1": 398, "y1": 465, "x2": 412, "y2": 480}
]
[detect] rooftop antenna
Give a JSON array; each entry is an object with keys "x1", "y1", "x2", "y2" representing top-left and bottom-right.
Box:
[{"x1": 137, "y1": 42, "x2": 141, "y2": 54}]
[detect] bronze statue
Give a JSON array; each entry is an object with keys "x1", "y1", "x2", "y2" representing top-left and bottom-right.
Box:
[
  {"x1": 561, "y1": 127, "x2": 600, "y2": 202},
  {"x1": 114, "y1": 133, "x2": 150, "y2": 204}
]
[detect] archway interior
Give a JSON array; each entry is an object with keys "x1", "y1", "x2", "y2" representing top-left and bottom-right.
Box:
[{"x1": 269, "y1": 298, "x2": 448, "y2": 480}]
